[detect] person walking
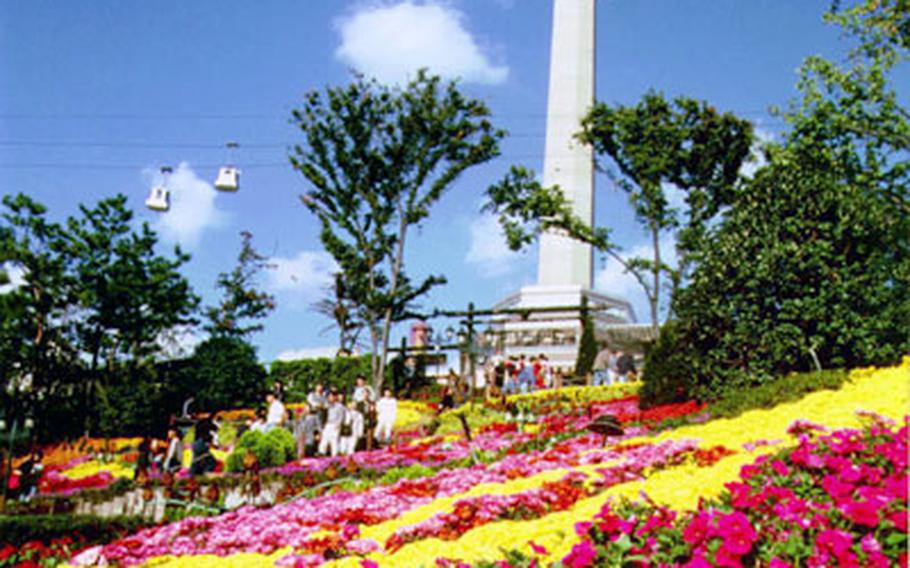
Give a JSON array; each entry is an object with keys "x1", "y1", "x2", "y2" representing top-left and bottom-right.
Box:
[
  {"x1": 265, "y1": 392, "x2": 286, "y2": 431},
  {"x1": 319, "y1": 393, "x2": 344, "y2": 457},
  {"x1": 307, "y1": 383, "x2": 328, "y2": 429},
  {"x1": 592, "y1": 345, "x2": 612, "y2": 386},
  {"x1": 617, "y1": 351, "x2": 636, "y2": 383},
  {"x1": 293, "y1": 404, "x2": 321, "y2": 459},
  {"x1": 352, "y1": 376, "x2": 375, "y2": 414},
  {"x1": 339, "y1": 401, "x2": 364, "y2": 456},
  {"x1": 375, "y1": 389, "x2": 398, "y2": 445},
  {"x1": 163, "y1": 428, "x2": 183, "y2": 473},
  {"x1": 517, "y1": 355, "x2": 536, "y2": 393}
]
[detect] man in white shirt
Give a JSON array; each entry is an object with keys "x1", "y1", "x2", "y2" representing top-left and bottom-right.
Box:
[
  {"x1": 375, "y1": 389, "x2": 398, "y2": 444},
  {"x1": 318, "y1": 392, "x2": 344, "y2": 457},
  {"x1": 265, "y1": 392, "x2": 286, "y2": 431},
  {"x1": 352, "y1": 376, "x2": 375, "y2": 407}
]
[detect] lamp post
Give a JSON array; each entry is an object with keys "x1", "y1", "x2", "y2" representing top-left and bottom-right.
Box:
[{"x1": 1, "y1": 416, "x2": 34, "y2": 508}]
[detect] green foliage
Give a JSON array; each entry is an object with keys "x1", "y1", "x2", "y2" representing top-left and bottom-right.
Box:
[
  {"x1": 189, "y1": 336, "x2": 268, "y2": 411},
  {"x1": 0, "y1": 193, "x2": 198, "y2": 440},
  {"x1": 485, "y1": 94, "x2": 752, "y2": 331},
  {"x1": 225, "y1": 428, "x2": 296, "y2": 472},
  {"x1": 270, "y1": 355, "x2": 375, "y2": 400},
  {"x1": 204, "y1": 230, "x2": 275, "y2": 339},
  {"x1": 0, "y1": 514, "x2": 153, "y2": 547},
  {"x1": 639, "y1": 320, "x2": 699, "y2": 407},
  {"x1": 290, "y1": 70, "x2": 504, "y2": 392},
  {"x1": 575, "y1": 306, "x2": 598, "y2": 377},
  {"x1": 378, "y1": 464, "x2": 436, "y2": 486},
  {"x1": 643, "y1": 0, "x2": 908, "y2": 400}
]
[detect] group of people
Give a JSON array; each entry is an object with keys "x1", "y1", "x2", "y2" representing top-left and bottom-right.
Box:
[
  {"x1": 245, "y1": 377, "x2": 399, "y2": 459},
  {"x1": 592, "y1": 346, "x2": 637, "y2": 386},
  {"x1": 492, "y1": 354, "x2": 557, "y2": 394}
]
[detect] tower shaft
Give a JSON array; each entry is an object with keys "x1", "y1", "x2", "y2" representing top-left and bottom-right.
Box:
[{"x1": 536, "y1": 0, "x2": 596, "y2": 288}]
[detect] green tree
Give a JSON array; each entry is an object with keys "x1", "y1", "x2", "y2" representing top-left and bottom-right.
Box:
[
  {"x1": 649, "y1": 0, "x2": 909, "y2": 402},
  {"x1": 188, "y1": 336, "x2": 267, "y2": 411},
  {"x1": 484, "y1": 94, "x2": 752, "y2": 333},
  {"x1": 63, "y1": 195, "x2": 198, "y2": 432},
  {"x1": 290, "y1": 71, "x2": 504, "y2": 392},
  {"x1": 0, "y1": 194, "x2": 74, "y2": 438},
  {"x1": 575, "y1": 304, "x2": 598, "y2": 378},
  {"x1": 311, "y1": 272, "x2": 364, "y2": 355},
  {"x1": 204, "y1": 230, "x2": 275, "y2": 339}
]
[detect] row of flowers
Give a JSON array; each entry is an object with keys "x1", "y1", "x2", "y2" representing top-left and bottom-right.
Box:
[
  {"x1": 556, "y1": 418, "x2": 908, "y2": 568},
  {"x1": 375, "y1": 359, "x2": 907, "y2": 567},
  {"x1": 63, "y1": 361, "x2": 909, "y2": 566},
  {"x1": 71, "y1": 390, "x2": 687, "y2": 566}
]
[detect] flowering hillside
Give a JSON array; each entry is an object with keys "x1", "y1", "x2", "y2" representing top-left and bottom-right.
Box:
[{"x1": 62, "y1": 360, "x2": 908, "y2": 567}]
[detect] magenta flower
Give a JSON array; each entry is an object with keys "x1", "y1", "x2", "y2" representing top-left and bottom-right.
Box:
[
  {"x1": 562, "y1": 540, "x2": 597, "y2": 568},
  {"x1": 717, "y1": 511, "x2": 756, "y2": 555}
]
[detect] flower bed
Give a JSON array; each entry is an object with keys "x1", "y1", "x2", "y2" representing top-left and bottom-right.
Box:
[
  {"x1": 48, "y1": 361, "x2": 910, "y2": 567},
  {"x1": 560, "y1": 418, "x2": 908, "y2": 567}
]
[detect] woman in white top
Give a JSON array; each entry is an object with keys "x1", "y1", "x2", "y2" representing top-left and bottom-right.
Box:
[{"x1": 375, "y1": 389, "x2": 398, "y2": 444}]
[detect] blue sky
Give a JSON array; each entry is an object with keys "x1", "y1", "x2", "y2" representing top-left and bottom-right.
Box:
[{"x1": 0, "y1": 1, "x2": 884, "y2": 362}]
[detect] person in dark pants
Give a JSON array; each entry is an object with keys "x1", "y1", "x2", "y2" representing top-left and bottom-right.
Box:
[
  {"x1": 135, "y1": 438, "x2": 152, "y2": 481},
  {"x1": 617, "y1": 351, "x2": 636, "y2": 382}
]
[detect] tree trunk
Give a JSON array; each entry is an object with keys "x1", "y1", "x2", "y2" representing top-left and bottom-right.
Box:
[
  {"x1": 650, "y1": 225, "x2": 661, "y2": 335},
  {"x1": 375, "y1": 200, "x2": 409, "y2": 394}
]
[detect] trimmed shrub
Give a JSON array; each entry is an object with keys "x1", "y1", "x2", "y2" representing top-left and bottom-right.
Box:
[{"x1": 225, "y1": 428, "x2": 296, "y2": 472}]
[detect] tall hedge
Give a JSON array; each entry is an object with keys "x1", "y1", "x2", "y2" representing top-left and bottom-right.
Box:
[{"x1": 269, "y1": 355, "x2": 374, "y2": 401}]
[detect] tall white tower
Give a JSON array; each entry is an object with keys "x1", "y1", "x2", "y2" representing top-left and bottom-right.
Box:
[
  {"x1": 537, "y1": 0, "x2": 595, "y2": 288},
  {"x1": 493, "y1": 0, "x2": 635, "y2": 369}
]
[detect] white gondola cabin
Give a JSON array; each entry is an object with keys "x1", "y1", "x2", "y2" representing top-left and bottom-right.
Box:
[
  {"x1": 145, "y1": 166, "x2": 173, "y2": 212},
  {"x1": 214, "y1": 166, "x2": 240, "y2": 192},
  {"x1": 214, "y1": 142, "x2": 240, "y2": 192},
  {"x1": 145, "y1": 186, "x2": 170, "y2": 211}
]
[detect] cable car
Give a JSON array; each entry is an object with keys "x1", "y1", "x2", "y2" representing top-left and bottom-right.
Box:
[
  {"x1": 214, "y1": 142, "x2": 240, "y2": 192},
  {"x1": 145, "y1": 166, "x2": 173, "y2": 212}
]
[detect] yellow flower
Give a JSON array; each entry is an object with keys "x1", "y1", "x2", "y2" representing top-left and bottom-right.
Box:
[
  {"x1": 60, "y1": 460, "x2": 133, "y2": 480},
  {"x1": 365, "y1": 360, "x2": 909, "y2": 566}
]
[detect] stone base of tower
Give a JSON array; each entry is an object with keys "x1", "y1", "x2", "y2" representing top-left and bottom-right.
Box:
[{"x1": 491, "y1": 285, "x2": 637, "y2": 371}]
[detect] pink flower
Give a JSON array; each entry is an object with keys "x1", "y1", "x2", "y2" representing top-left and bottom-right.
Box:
[
  {"x1": 683, "y1": 555, "x2": 713, "y2": 568},
  {"x1": 860, "y1": 534, "x2": 881, "y2": 555},
  {"x1": 528, "y1": 541, "x2": 548, "y2": 556},
  {"x1": 717, "y1": 511, "x2": 756, "y2": 555},
  {"x1": 360, "y1": 560, "x2": 379, "y2": 568},
  {"x1": 682, "y1": 512, "x2": 711, "y2": 545},
  {"x1": 815, "y1": 529, "x2": 854, "y2": 562},
  {"x1": 821, "y1": 474, "x2": 853, "y2": 501},
  {"x1": 714, "y1": 546, "x2": 744, "y2": 568},
  {"x1": 887, "y1": 509, "x2": 908, "y2": 531},
  {"x1": 770, "y1": 459, "x2": 789, "y2": 477},
  {"x1": 562, "y1": 540, "x2": 597, "y2": 568},
  {"x1": 768, "y1": 558, "x2": 792, "y2": 568},
  {"x1": 574, "y1": 521, "x2": 593, "y2": 537},
  {"x1": 839, "y1": 499, "x2": 882, "y2": 527}
]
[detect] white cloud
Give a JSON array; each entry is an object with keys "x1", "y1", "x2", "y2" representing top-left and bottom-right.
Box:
[
  {"x1": 275, "y1": 346, "x2": 346, "y2": 362},
  {"x1": 147, "y1": 162, "x2": 228, "y2": 248},
  {"x1": 0, "y1": 263, "x2": 26, "y2": 294},
  {"x1": 335, "y1": 1, "x2": 508, "y2": 85},
  {"x1": 465, "y1": 213, "x2": 522, "y2": 277},
  {"x1": 266, "y1": 250, "x2": 339, "y2": 299}
]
